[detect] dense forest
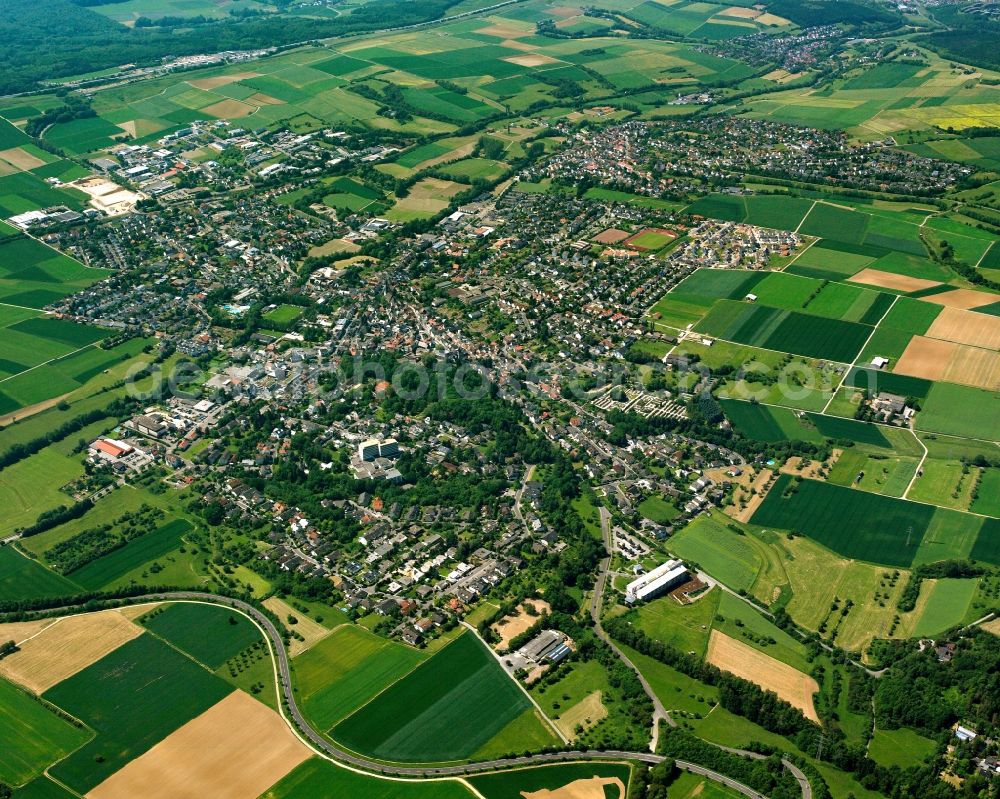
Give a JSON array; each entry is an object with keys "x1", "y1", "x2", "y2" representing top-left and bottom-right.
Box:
[{"x1": 0, "y1": 0, "x2": 464, "y2": 94}]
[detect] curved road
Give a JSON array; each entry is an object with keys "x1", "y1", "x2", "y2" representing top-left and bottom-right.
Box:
[{"x1": 16, "y1": 591, "x2": 809, "y2": 798}]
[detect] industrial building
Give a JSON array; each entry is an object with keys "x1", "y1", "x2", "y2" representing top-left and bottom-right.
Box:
[{"x1": 625, "y1": 558, "x2": 689, "y2": 604}]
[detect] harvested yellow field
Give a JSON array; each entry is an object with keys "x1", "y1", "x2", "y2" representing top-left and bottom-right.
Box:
[
  {"x1": 87, "y1": 690, "x2": 310, "y2": 799},
  {"x1": 263, "y1": 597, "x2": 330, "y2": 657},
  {"x1": 248, "y1": 93, "x2": 285, "y2": 106},
  {"x1": 756, "y1": 12, "x2": 791, "y2": 25},
  {"x1": 0, "y1": 609, "x2": 143, "y2": 693},
  {"x1": 525, "y1": 775, "x2": 626, "y2": 799},
  {"x1": 980, "y1": 617, "x2": 1000, "y2": 636},
  {"x1": 706, "y1": 630, "x2": 819, "y2": 722},
  {"x1": 202, "y1": 99, "x2": 255, "y2": 119},
  {"x1": 849, "y1": 268, "x2": 940, "y2": 293},
  {"x1": 718, "y1": 6, "x2": 761, "y2": 18},
  {"x1": 920, "y1": 287, "x2": 1000, "y2": 310},
  {"x1": 0, "y1": 146, "x2": 47, "y2": 170},
  {"x1": 117, "y1": 602, "x2": 162, "y2": 621},
  {"x1": 188, "y1": 72, "x2": 260, "y2": 90},
  {"x1": 895, "y1": 336, "x2": 1000, "y2": 391},
  {"x1": 500, "y1": 38, "x2": 538, "y2": 52},
  {"x1": 0, "y1": 618, "x2": 57, "y2": 646},
  {"x1": 476, "y1": 21, "x2": 533, "y2": 38},
  {"x1": 554, "y1": 691, "x2": 607, "y2": 740},
  {"x1": 504, "y1": 54, "x2": 560, "y2": 67},
  {"x1": 926, "y1": 306, "x2": 1000, "y2": 350}
]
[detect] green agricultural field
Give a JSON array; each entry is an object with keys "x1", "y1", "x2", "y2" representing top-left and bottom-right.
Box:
[
  {"x1": 971, "y1": 519, "x2": 1000, "y2": 566},
  {"x1": 0, "y1": 678, "x2": 91, "y2": 787},
  {"x1": 911, "y1": 578, "x2": 979, "y2": 637},
  {"x1": 44, "y1": 117, "x2": 125, "y2": 155},
  {"x1": 331, "y1": 632, "x2": 551, "y2": 762},
  {"x1": 917, "y1": 383, "x2": 1000, "y2": 440},
  {"x1": 66, "y1": 519, "x2": 193, "y2": 590},
  {"x1": 439, "y1": 157, "x2": 507, "y2": 181},
  {"x1": 788, "y1": 242, "x2": 878, "y2": 281},
  {"x1": 140, "y1": 601, "x2": 262, "y2": 669},
  {"x1": 261, "y1": 758, "x2": 474, "y2": 799},
  {"x1": 0, "y1": 545, "x2": 79, "y2": 602},
  {"x1": 972, "y1": 469, "x2": 1000, "y2": 517},
  {"x1": 45, "y1": 633, "x2": 233, "y2": 793},
  {"x1": 868, "y1": 727, "x2": 937, "y2": 769},
  {"x1": 912, "y1": 507, "x2": 984, "y2": 566},
  {"x1": 751, "y1": 475, "x2": 936, "y2": 567},
  {"x1": 741, "y1": 195, "x2": 814, "y2": 230},
  {"x1": 799, "y1": 202, "x2": 870, "y2": 244},
  {"x1": 715, "y1": 591, "x2": 811, "y2": 672},
  {"x1": 667, "y1": 515, "x2": 761, "y2": 592},
  {"x1": 0, "y1": 449, "x2": 86, "y2": 538},
  {"x1": 827, "y1": 451, "x2": 919, "y2": 497},
  {"x1": 634, "y1": 588, "x2": 720, "y2": 658},
  {"x1": 720, "y1": 400, "x2": 823, "y2": 444},
  {"x1": 469, "y1": 762, "x2": 632, "y2": 799},
  {"x1": 0, "y1": 173, "x2": 90, "y2": 219},
  {"x1": 696, "y1": 299, "x2": 871, "y2": 362},
  {"x1": 844, "y1": 367, "x2": 931, "y2": 399},
  {"x1": 10, "y1": 775, "x2": 77, "y2": 799},
  {"x1": 294, "y1": 624, "x2": 425, "y2": 732},
  {"x1": 908, "y1": 459, "x2": 978, "y2": 511}
]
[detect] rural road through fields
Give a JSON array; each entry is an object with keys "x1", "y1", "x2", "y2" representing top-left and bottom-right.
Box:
[{"x1": 16, "y1": 591, "x2": 809, "y2": 798}]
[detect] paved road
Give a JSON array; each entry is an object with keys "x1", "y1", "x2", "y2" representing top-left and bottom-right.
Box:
[
  {"x1": 19, "y1": 591, "x2": 808, "y2": 798},
  {"x1": 590, "y1": 506, "x2": 670, "y2": 751}
]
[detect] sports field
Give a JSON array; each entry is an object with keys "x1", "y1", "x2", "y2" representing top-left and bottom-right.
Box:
[
  {"x1": 45, "y1": 633, "x2": 233, "y2": 793},
  {"x1": 331, "y1": 632, "x2": 551, "y2": 762}
]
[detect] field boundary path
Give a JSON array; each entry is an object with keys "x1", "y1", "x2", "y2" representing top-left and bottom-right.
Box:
[{"x1": 12, "y1": 592, "x2": 810, "y2": 799}]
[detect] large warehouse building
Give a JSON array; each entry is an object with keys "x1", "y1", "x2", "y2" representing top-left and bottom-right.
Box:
[{"x1": 625, "y1": 558, "x2": 689, "y2": 604}]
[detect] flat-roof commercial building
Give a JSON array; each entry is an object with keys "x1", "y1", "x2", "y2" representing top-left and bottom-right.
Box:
[{"x1": 625, "y1": 558, "x2": 688, "y2": 604}]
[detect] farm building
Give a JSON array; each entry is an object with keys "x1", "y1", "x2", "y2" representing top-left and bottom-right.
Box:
[
  {"x1": 625, "y1": 558, "x2": 689, "y2": 604},
  {"x1": 90, "y1": 438, "x2": 134, "y2": 460}
]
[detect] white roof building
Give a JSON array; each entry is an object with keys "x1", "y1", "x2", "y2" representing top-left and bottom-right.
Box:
[{"x1": 625, "y1": 558, "x2": 688, "y2": 604}]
